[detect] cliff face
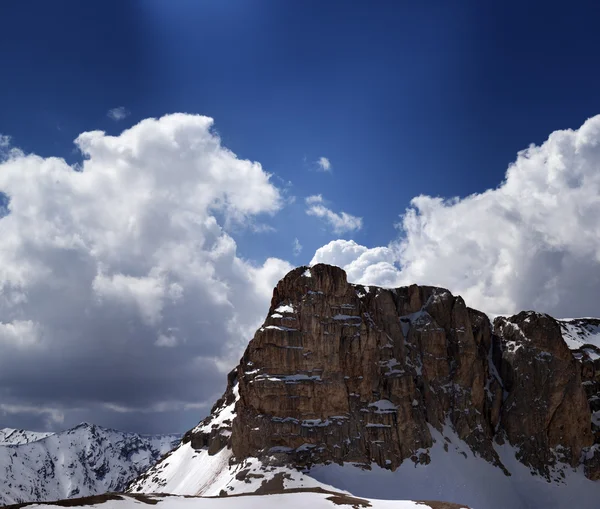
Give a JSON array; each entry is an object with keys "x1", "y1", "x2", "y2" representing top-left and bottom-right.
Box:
[{"x1": 184, "y1": 264, "x2": 599, "y2": 480}]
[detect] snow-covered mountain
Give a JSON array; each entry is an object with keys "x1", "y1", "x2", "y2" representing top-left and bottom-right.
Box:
[
  {"x1": 128, "y1": 265, "x2": 600, "y2": 509},
  {"x1": 0, "y1": 422, "x2": 180, "y2": 505},
  {"x1": 0, "y1": 428, "x2": 54, "y2": 445}
]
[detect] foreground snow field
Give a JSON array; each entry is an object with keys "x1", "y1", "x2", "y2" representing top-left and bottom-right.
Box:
[
  {"x1": 129, "y1": 424, "x2": 600, "y2": 509},
  {"x1": 6, "y1": 492, "x2": 468, "y2": 509}
]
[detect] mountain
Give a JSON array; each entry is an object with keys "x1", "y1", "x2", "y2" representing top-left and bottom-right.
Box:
[
  {"x1": 128, "y1": 264, "x2": 600, "y2": 509},
  {"x1": 0, "y1": 422, "x2": 180, "y2": 505},
  {"x1": 0, "y1": 429, "x2": 53, "y2": 445}
]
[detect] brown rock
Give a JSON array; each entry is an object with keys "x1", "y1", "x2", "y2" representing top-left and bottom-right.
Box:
[
  {"x1": 187, "y1": 264, "x2": 597, "y2": 480},
  {"x1": 494, "y1": 312, "x2": 593, "y2": 475}
]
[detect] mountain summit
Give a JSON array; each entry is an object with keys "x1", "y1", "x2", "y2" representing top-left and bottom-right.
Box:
[{"x1": 129, "y1": 264, "x2": 600, "y2": 508}]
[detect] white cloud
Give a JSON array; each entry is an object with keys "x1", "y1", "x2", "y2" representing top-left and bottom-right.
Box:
[
  {"x1": 312, "y1": 115, "x2": 600, "y2": 319},
  {"x1": 305, "y1": 195, "x2": 362, "y2": 234},
  {"x1": 311, "y1": 240, "x2": 401, "y2": 288},
  {"x1": 306, "y1": 194, "x2": 323, "y2": 205},
  {"x1": 0, "y1": 134, "x2": 10, "y2": 147},
  {"x1": 0, "y1": 113, "x2": 292, "y2": 432},
  {"x1": 317, "y1": 156, "x2": 331, "y2": 171},
  {"x1": 293, "y1": 238, "x2": 302, "y2": 256},
  {"x1": 107, "y1": 106, "x2": 130, "y2": 121}
]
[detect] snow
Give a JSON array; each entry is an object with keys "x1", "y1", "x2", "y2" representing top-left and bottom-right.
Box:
[
  {"x1": 559, "y1": 318, "x2": 600, "y2": 357},
  {"x1": 275, "y1": 304, "x2": 295, "y2": 313},
  {"x1": 128, "y1": 441, "x2": 447, "y2": 509},
  {"x1": 0, "y1": 428, "x2": 53, "y2": 445},
  {"x1": 253, "y1": 374, "x2": 322, "y2": 384},
  {"x1": 194, "y1": 383, "x2": 239, "y2": 434},
  {"x1": 0, "y1": 423, "x2": 180, "y2": 505},
  {"x1": 398, "y1": 310, "x2": 431, "y2": 337},
  {"x1": 368, "y1": 400, "x2": 398, "y2": 413},
  {"x1": 309, "y1": 425, "x2": 600, "y2": 509},
  {"x1": 129, "y1": 440, "x2": 332, "y2": 497},
  {"x1": 303, "y1": 269, "x2": 312, "y2": 278},
  {"x1": 379, "y1": 358, "x2": 405, "y2": 376},
  {"x1": 129, "y1": 443, "x2": 235, "y2": 496},
  {"x1": 28, "y1": 492, "x2": 446, "y2": 509}
]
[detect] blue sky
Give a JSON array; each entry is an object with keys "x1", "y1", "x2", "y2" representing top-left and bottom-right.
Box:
[
  {"x1": 4, "y1": 0, "x2": 600, "y2": 261},
  {"x1": 3, "y1": 1, "x2": 600, "y2": 433}
]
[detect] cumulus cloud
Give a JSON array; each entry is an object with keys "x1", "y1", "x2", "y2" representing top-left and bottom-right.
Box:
[
  {"x1": 293, "y1": 238, "x2": 303, "y2": 256},
  {"x1": 311, "y1": 240, "x2": 402, "y2": 288},
  {"x1": 305, "y1": 195, "x2": 362, "y2": 234},
  {"x1": 107, "y1": 106, "x2": 130, "y2": 121},
  {"x1": 316, "y1": 156, "x2": 331, "y2": 171},
  {"x1": 0, "y1": 114, "x2": 292, "y2": 433},
  {"x1": 312, "y1": 115, "x2": 600, "y2": 319},
  {"x1": 0, "y1": 134, "x2": 10, "y2": 147}
]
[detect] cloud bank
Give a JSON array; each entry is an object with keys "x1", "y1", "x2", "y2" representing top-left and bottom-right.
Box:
[
  {"x1": 0, "y1": 114, "x2": 291, "y2": 432},
  {"x1": 312, "y1": 115, "x2": 600, "y2": 318}
]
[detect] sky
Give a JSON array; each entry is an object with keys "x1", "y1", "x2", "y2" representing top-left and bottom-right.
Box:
[{"x1": 2, "y1": 0, "x2": 600, "y2": 434}]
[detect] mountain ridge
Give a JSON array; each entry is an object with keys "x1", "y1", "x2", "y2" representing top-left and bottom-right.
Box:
[
  {"x1": 0, "y1": 429, "x2": 54, "y2": 446},
  {"x1": 0, "y1": 422, "x2": 180, "y2": 505},
  {"x1": 128, "y1": 263, "x2": 600, "y2": 509}
]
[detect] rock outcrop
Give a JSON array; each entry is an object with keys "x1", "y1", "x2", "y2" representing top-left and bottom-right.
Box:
[{"x1": 179, "y1": 264, "x2": 598, "y2": 481}]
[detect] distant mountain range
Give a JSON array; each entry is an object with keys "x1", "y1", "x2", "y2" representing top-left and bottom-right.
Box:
[{"x1": 0, "y1": 422, "x2": 180, "y2": 505}]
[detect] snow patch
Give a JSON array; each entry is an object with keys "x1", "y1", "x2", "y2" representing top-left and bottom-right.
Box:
[{"x1": 275, "y1": 304, "x2": 295, "y2": 314}]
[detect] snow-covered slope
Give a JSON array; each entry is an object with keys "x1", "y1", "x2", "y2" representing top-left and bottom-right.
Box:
[
  {"x1": 559, "y1": 318, "x2": 600, "y2": 359},
  {"x1": 0, "y1": 423, "x2": 180, "y2": 505},
  {"x1": 0, "y1": 428, "x2": 53, "y2": 445},
  {"x1": 309, "y1": 425, "x2": 600, "y2": 509},
  {"x1": 129, "y1": 422, "x2": 600, "y2": 509},
  {"x1": 8, "y1": 492, "x2": 467, "y2": 509}
]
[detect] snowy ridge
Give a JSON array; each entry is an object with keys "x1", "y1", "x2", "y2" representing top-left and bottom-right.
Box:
[
  {"x1": 0, "y1": 423, "x2": 180, "y2": 505},
  {"x1": 0, "y1": 428, "x2": 53, "y2": 445},
  {"x1": 128, "y1": 442, "x2": 328, "y2": 497}
]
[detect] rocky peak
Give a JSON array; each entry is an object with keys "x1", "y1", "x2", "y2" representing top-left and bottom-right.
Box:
[{"x1": 166, "y1": 265, "x2": 600, "y2": 483}]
